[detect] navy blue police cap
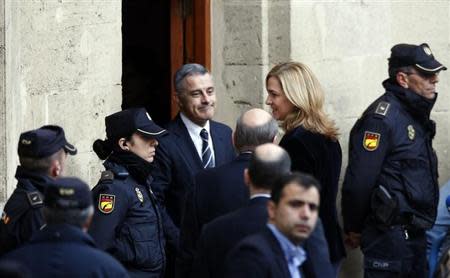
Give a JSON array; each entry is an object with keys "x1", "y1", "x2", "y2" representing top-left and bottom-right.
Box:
[
  {"x1": 44, "y1": 177, "x2": 92, "y2": 210},
  {"x1": 18, "y1": 125, "x2": 77, "y2": 158},
  {"x1": 105, "y1": 108, "x2": 166, "y2": 140},
  {"x1": 389, "y1": 43, "x2": 447, "y2": 73}
]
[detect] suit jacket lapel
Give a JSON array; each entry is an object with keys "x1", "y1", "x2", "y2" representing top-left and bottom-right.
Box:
[
  {"x1": 210, "y1": 121, "x2": 227, "y2": 166},
  {"x1": 170, "y1": 115, "x2": 203, "y2": 172},
  {"x1": 264, "y1": 228, "x2": 292, "y2": 278}
]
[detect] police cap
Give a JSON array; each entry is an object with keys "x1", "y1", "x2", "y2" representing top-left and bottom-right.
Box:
[
  {"x1": 105, "y1": 108, "x2": 166, "y2": 140},
  {"x1": 18, "y1": 125, "x2": 77, "y2": 158},
  {"x1": 389, "y1": 43, "x2": 447, "y2": 73},
  {"x1": 44, "y1": 177, "x2": 92, "y2": 210}
]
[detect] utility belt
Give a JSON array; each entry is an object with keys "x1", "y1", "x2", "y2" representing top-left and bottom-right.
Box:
[{"x1": 370, "y1": 185, "x2": 433, "y2": 230}]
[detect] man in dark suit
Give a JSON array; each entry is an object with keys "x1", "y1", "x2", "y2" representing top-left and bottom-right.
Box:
[
  {"x1": 152, "y1": 63, "x2": 235, "y2": 228},
  {"x1": 176, "y1": 109, "x2": 278, "y2": 277},
  {"x1": 150, "y1": 63, "x2": 236, "y2": 277},
  {"x1": 224, "y1": 171, "x2": 325, "y2": 278},
  {"x1": 192, "y1": 143, "x2": 291, "y2": 278}
]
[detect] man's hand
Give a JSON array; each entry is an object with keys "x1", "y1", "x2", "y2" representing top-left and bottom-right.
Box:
[{"x1": 344, "y1": 232, "x2": 361, "y2": 249}]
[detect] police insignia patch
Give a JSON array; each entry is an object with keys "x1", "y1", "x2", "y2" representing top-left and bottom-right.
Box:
[
  {"x1": 407, "y1": 125, "x2": 415, "y2": 140},
  {"x1": 135, "y1": 188, "x2": 144, "y2": 203},
  {"x1": 363, "y1": 131, "x2": 381, "y2": 151},
  {"x1": 98, "y1": 194, "x2": 115, "y2": 214},
  {"x1": 423, "y1": 45, "x2": 432, "y2": 56}
]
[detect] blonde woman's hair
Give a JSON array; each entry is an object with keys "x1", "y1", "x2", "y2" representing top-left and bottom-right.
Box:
[{"x1": 266, "y1": 62, "x2": 339, "y2": 140}]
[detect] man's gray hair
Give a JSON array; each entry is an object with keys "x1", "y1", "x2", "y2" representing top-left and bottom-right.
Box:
[
  {"x1": 43, "y1": 205, "x2": 94, "y2": 228},
  {"x1": 234, "y1": 113, "x2": 278, "y2": 152},
  {"x1": 174, "y1": 63, "x2": 209, "y2": 94}
]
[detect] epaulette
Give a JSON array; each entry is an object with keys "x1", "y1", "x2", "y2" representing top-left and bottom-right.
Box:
[
  {"x1": 374, "y1": 101, "x2": 390, "y2": 118},
  {"x1": 100, "y1": 170, "x2": 115, "y2": 183},
  {"x1": 26, "y1": 191, "x2": 43, "y2": 207}
]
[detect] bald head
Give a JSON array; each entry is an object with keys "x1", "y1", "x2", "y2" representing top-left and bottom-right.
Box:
[
  {"x1": 247, "y1": 143, "x2": 291, "y2": 190},
  {"x1": 234, "y1": 108, "x2": 278, "y2": 152}
]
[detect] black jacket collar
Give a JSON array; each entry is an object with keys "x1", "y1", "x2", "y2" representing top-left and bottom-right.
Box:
[
  {"x1": 15, "y1": 166, "x2": 54, "y2": 193},
  {"x1": 30, "y1": 224, "x2": 96, "y2": 247},
  {"x1": 383, "y1": 79, "x2": 437, "y2": 121}
]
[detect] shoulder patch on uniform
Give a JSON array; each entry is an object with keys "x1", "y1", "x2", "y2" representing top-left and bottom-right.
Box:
[
  {"x1": 363, "y1": 131, "x2": 381, "y2": 151},
  {"x1": 375, "y1": 102, "x2": 390, "y2": 116},
  {"x1": 98, "y1": 194, "x2": 115, "y2": 214},
  {"x1": 27, "y1": 191, "x2": 43, "y2": 207},
  {"x1": 100, "y1": 170, "x2": 114, "y2": 182}
]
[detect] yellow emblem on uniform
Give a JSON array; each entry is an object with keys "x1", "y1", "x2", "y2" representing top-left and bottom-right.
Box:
[
  {"x1": 363, "y1": 131, "x2": 381, "y2": 151},
  {"x1": 407, "y1": 125, "x2": 415, "y2": 140},
  {"x1": 135, "y1": 188, "x2": 144, "y2": 203},
  {"x1": 98, "y1": 194, "x2": 115, "y2": 214}
]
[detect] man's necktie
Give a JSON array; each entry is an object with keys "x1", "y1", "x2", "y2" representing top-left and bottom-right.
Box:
[{"x1": 200, "y1": 128, "x2": 215, "y2": 168}]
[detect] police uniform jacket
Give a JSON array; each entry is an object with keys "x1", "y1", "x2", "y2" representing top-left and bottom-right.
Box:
[
  {"x1": 0, "y1": 166, "x2": 50, "y2": 256},
  {"x1": 2, "y1": 224, "x2": 129, "y2": 278},
  {"x1": 342, "y1": 79, "x2": 439, "y2": 233},
  {"x1": 88, "y1": 160, "x2": 166, "y2": 277}
]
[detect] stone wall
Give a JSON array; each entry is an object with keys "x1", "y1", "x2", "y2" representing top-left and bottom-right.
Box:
[
  {"x1": 0, "y1": 0, "x2": 123, "y2": 206},
  {"x1": 212, "y1": 0, "x2": 291, "y2": 127}
]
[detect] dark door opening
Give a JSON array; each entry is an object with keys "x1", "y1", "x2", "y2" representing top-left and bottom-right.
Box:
[
  {"x1": 121, "y1": 0, "x2": 171, "y2": 126},
  {"x1": 122, "y1": 0, "x2": 211, "y2": 126}
]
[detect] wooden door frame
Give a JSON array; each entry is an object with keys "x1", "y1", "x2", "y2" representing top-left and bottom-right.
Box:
[{"x1": 170, "y1": 0, "x2": 211, "y2": 118}]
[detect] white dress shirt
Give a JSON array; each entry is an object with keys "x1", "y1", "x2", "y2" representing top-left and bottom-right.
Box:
[{"x1": 180, "y1": 113, "x2": 216, "y2": 162}]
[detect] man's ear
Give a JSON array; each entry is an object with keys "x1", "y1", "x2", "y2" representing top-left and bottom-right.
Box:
[
  {"x1": 174, "y1": 93, "x2": 183, "y2": 109},
  {"x1": 396, "y1": 72, "x2": 409, "y2": 89},
  {"x1": 244, "y1": 168, "x2": 250, "y2": 187},
  {"x1": 50, "y1": 160, "x2": 61, "y2": 177},
  {"x1": 267, "y1": 200, "x2": 276, "y2": 221}
]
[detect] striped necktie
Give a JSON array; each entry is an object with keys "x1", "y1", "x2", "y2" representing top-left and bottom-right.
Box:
[{"x1": 200, "y1": 128, "x2": 215, "y2": 168}]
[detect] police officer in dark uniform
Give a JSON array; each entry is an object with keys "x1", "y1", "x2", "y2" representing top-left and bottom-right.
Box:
[
  {"x1": 88, "y1": 108, "x2": 167, "y2": 278},
  {"x1": 0, "y1": 125, "x2": 77, "y2": 256},
  {"x1": 1, "y1": 177, "x2": 129, "y2": 278},
  {"x1": 342, "y1": 43, "x2": 446, "y2": 278}
]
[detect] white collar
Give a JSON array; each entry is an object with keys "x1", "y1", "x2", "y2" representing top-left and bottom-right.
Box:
[
  {"x1": 250, "y1": 193, "x2": 271, "y2": 200},
  {"x1": 180, "y1": 112, "x2": 211, "y2": 135}
]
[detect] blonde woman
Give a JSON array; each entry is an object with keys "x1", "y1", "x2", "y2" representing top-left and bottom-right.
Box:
[{"x1": 265, "y1": 62, "x2": 345, "y2": 274}]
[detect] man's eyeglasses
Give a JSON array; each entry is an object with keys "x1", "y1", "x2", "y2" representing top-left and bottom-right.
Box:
[{"x1": 403, "y1": 70, "x2": 439, "y2": 79}]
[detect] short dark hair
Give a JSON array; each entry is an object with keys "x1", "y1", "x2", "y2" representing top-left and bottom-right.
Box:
[
  {"x1": 271, "y1": 172, "x2": 321, "y2": 204},
  {"x1": 42, "y1": 206, "x2": 93, "y2": 228},
  {"x1": 174, "y1": 63, "x2": 209, "y2": 94},
  {"x1": 247, "y1": 147, "x2": 291, "y2": 190},
  {"x1": 234, "y1": 112, "x2": 278, "y2": 152},
  {"x1": 388, "y1": 65, "x2": 415, "y2": 80},
  {"x1": 19, "y1": 149, "x2": 65, "y2": 174}
]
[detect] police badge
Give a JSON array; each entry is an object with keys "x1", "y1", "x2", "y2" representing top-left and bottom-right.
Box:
[
  {"x1": 407, "y1": 125, "x2": 415, "y2": 140},
  {"x1": 135, "y1": 188, "x2": 144, "y2": 203}
]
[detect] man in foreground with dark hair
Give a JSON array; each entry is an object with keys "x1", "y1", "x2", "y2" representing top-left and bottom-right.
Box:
[
  {"x1": 0, "y1": 125, "x2": 77, "y2": 255},
  {"x1": 1, "y1": 177, "x2": 128, "y2": 277},
  {"x1": 342, "y1": 43, "x2": 446, "y2": 277},
  {"x1": 192, "y1": 143, "x2": 290, "y2": 277},
  {"x1": 224, "y1": 172, "x2": 322, "y2": 278}
]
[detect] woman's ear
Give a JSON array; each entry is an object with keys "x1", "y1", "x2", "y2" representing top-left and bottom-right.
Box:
[{"x1": 118, "y1": 138, "x2": 130, "y2": 151}]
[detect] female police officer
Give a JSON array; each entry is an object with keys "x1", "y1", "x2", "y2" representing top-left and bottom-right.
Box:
[{"x1": 88, "y1": 108, "x2": 167, "y2": 278}]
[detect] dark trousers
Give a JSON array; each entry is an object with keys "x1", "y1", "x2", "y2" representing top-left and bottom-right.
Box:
[{"x1": 361, "y1": 225, "x2": 427, "y2": 278}]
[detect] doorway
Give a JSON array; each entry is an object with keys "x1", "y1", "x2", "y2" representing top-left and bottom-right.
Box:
[{"x1": 121, "y1": 0, "x2": 211, "y2": 126}]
